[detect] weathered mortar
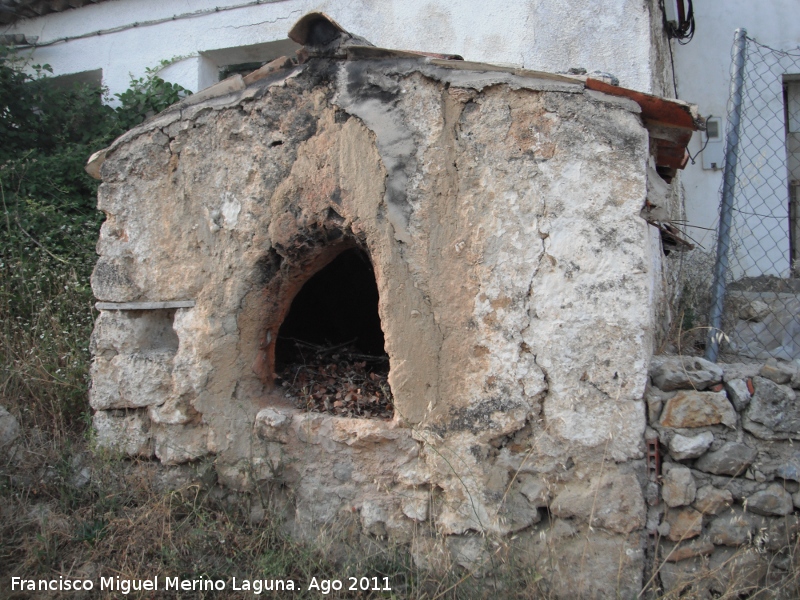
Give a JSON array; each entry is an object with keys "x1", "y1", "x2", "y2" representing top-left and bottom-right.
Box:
[{"x1": 88, "y1": 17, "x2": 695, "y2": 596}]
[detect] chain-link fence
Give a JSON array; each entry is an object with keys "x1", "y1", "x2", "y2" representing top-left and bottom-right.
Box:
[{"x1": 706, "y1": 31, "x2": 800, "y2": 362}]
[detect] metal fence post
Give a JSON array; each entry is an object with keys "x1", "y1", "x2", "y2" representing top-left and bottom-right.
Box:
[{"x1": 705, "y1": 28, "x2": 748, "y2": 363}]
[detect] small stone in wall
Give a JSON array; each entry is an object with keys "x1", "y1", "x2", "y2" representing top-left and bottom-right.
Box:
[
  {"x1": 773, "y1": 458, "x2": 800, "y2": 483},
  {"x1": 721, "y1": 363, "x2": 762, "y2": 382},
  {"x1": 659, "y1": 557, "x2": 711, "y2": 597},
  {"x1": 411, "y1": 536, "x2": 450, "y2": 572},
  {"x1": 793, "y1": 490, "x2": 800, "y2": 510},
  {"x1": 93, "y1": 410, "x2": 153, "y2": 457},
  {"x1": 694, "y1": 485, "x2": 733, "y2": 515},
  {"x1": 396, "y1": 459, "x2": 432, "y2": 486},
  {"x1": 665, "y1": 507, "x2": 703, "y2": 541},
  {"x1": 744, "y1": 377, "x2": 800, "y2": 440},
  {"x1": 659, "y1": 390, "x2": 737, "y2": 429},
  {"x1": 550, "y1": 471, "x2": 645, "y2": 534},
  {"x1": 645, "y1": 385, "x2": 675, "y2": 423},
  {"x1": 708, "y1": 510, "x2": 754, "y2": 546},
  {"x1": 154, "y1": 424, "x2": 212, "y2": 465},
  {"x1": 708, "y1": 548, "x2": 770, "y2": 596},
  {"x1": 401, "y1": 489, "x2": 429, "y2": 522},
  {"x1": 746, "y1": 483, "x2": 793, "y2": 516},
  {"x1": 650, "y1": 356, "x2": 723, "y2": 392},
  {"x1": 669, "y1": 431, "x2": 714, "y2": 461},
  {"x1": 254, "y1": 408, "x2": 292, "y2": 444},
  {"x1": 662, "y1": 537, "x2": 715, "y2": 562},
  {"x1": 662, "y1": 466, "x2": 697, "y2": 507},
  {"x1": 360, "y1": 501, "x2": 388, "y2": 537},
  {"x1": 723, "y1": 379, "x2": 752, "y2": 411},
  {"x1": 759, "y1": 361, "x2": 795, "y2": 385},
  {"x1": 694, "y1": 441, "x2": 756, "y2": 476},
  {"x1": 500, "y1": 488, "x2": 542, "y2": 532},
  {"x1": 764, "y1": 514, "x2": 800, "y2": 551},
  {"x1": 447, "y1": 536, "x2": 490, "y2": 577},
  {"x1": 516, "y1": 473, "x2": 551, "y2": 507}
]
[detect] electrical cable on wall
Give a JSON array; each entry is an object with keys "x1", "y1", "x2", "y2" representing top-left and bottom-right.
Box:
[
  {"x1": 663, "y1": 0, "x2": 695, "y2": 45},
  {"x1": 686, "y1": 115, "x2": 712, "y2": 164},
  {"x1": 661, "y1": 0, "x2": 695, "y2": 98}
]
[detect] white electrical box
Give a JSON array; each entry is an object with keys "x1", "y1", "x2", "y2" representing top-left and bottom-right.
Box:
[
  {"x1": 663, "y1": 0, "x2": 680, "y2": 29},
  {"x1": 702, "y1": 117, "x2": 725, "y2": 170}
]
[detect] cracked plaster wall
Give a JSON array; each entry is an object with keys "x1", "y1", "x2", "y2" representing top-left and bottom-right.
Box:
[{"x1": 90, "y1": 56, "x2": 666, "y2": 595}]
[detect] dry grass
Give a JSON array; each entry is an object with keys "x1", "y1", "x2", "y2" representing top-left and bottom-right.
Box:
[
  {"x1": 1, "y1": 433, "x2": 409, "y2": 599},
  {"x1": 0, "y1": 428, "x2": 554, "y2": 599}
]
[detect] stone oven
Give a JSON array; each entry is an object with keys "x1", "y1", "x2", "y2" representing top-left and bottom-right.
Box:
[{"x1": 87, "y1": 13, "x2": 698, "y2": 595}]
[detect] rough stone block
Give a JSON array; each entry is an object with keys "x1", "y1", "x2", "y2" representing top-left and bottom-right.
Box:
[
  {"x1": 693, "y1": 485, "x2": 733, "y2": 515},
  {"x1": 744, "y1": 377, "x2": 800, "y2": 440},
  {"x1": 708, "y1": 548, "x2": 769, "y2": 597},
  {"x1": 650, "y1": 355, "x2": 723, "y2": 391},
  {"x1": 360, "y1": 500, "x2": 388, "y2": 537},
  {"x1": 645, "y1": 385, "x2": 674, "y2": 423},
  {"x1": 661, "y1": 537, "x2": 715, "y2": 562},
  {"x1": 665, "y1": 507, "x2": 703, "y2": 541},
  {"x1": 669, "y1": 431, "x2": 714, "y2": 461},
  {"x1": 93, "y1": 410, "x2": 153, "y2": 456},
  {"x1": 659, "y1": 390, "x2": 737, "y2": 429},
  {"x1": 708, "y1": 510, "x2": 754, "y2": 546},
  {"x1": 154, "y1": 424, "x2": 212, "y2": 465},
  {"x1": 746, "y1": 483, "x2": 794, "y2": 516},
  {"x1": 516, "y1": 473, "x2": 550, "y2": 507},
  {"x1": 774, "y1": 454, "x2": 800, "y2": 482},
  {"x1": 662, "y1": 465, "x2": 697, "y2": 507},
  {"x1": 652, "y1": 557, "x2": 710, "y2": 597},
  {"x1": 721, "y1": 363, "x2": 761, "y2": 382},
  {"x1": 499, "y1": 488, "x2": 542, "y2": 532},
  {"x1": 550, "y1": 471, "x2": 645, "y2": 534},
  {"x1": 759, "y1": 361, "x2": 795, "y2": 385},
  {"x1": 764, "y1": 514, "x2": 800, "y2": 551},
  {"x1": 254, "y1": 407, "x2": 292, "y2": 444},
  {"x1": 400, "y1": 489, "x2": 429, "y2": 522},
  {"x1": 723, "y1": 378, "x2": 752, "y2": 411},
  {"x1": 447, "y1": 536, "x2": 490, "y2": 576},
  {"x1": 90, "y1": 351, "x2": 174, "y2": 410},
  {"x1": 510, "y1": 526, "x2": 644, "y2": 599},
  {"x1": 739, "y1": 299, "x2": 770, "y2": 322},
  {"x1": 694, "y1": 442, "x2": 756, "y2": 476}
]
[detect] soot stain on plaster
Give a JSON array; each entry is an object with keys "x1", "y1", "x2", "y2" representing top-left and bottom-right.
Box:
[
  {"x1": 434, "y1": 395, "x2": 524, "y2": 436},
  {"x1": 256, "y1": 249, "x2": 284, "y2": 284},
  {"x1": 274, "y1": 223, "x2": 352, "y2": 262},
  {"x1": 288, "y1": 111, "x2": 318, "y2": 143},
  {"x1": 336, "y1": 61, "x2": 419, "y2": 221},
  {"x1": 344, "y1": 61, "x2": 402, "y2": 104}
]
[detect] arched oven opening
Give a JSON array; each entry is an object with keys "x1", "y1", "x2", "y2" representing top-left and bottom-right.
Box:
[{"x1": 274, "y1": 247, "x2": 393, "y2": 419}]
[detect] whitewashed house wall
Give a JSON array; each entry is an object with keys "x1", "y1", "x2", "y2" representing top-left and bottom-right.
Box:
[{"x1": 4, "y1": 0, "x2": 666, "y2": 99}]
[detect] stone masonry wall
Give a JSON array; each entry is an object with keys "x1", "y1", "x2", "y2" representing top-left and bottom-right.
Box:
[
  {"x1": 88, "y1": 43, "x2": 676, "y2": 596},
  {"x1": 647, "y1": 355, "x2": 800, "y2": 597}
]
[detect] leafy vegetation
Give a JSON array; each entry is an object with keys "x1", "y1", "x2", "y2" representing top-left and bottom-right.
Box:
[
  {"x1": 114, "y1": 65, "x2": 191, "y2": 131},
  {"x1": 0, "y1": 47, "x2": 190, "y2": 435}
]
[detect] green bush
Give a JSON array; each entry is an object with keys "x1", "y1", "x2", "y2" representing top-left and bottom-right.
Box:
[{"x1": 0, "y1": 47, "x2": 190, "y2": 434}]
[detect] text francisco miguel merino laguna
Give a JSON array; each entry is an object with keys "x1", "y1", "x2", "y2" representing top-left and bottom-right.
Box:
[{"x1": 12, "y1": 575, "x2": 393, "y2": 594}]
